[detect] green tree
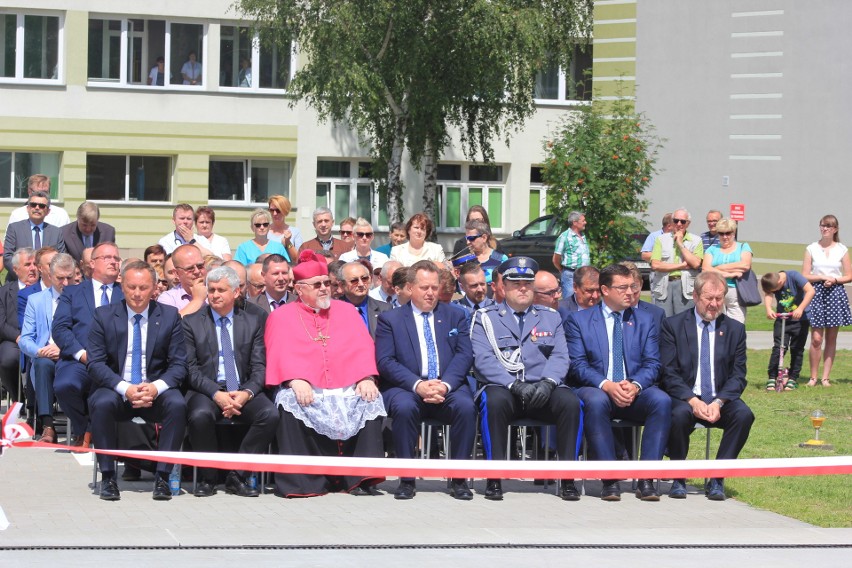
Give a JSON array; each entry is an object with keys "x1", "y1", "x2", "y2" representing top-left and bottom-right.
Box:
[
  {"x1": 543, "y1": 96, "x2": 662, "y2": 267},
  {"x1": 237, "y1": 0, "x2": 593, "y2": 224}
]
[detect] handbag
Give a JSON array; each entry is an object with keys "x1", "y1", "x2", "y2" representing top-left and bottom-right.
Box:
[{"x1": 735, "y1": 269, "x2": 762, "y2": 307}]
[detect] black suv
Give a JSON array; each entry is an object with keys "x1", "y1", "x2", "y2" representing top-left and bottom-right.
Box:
[{"x1": 497, "y1": 215, "x2": 650, "y2": 287}]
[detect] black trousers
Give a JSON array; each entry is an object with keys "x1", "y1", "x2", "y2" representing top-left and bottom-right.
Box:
[
  {"x1": 479, "y1": 384, "x2": 581, "y2": 465},
  {"x1": 0, "y1": 341, "x2": 21, "y2": 402},
  {"x1": 668, "y1": 397, "x2": 754, "y2": 462},
  {"x1": 767, "y1": 317, "x2": 809, "y2": 380},
  {"x1": 274, "y1": 408, "x2": 384, "y2": 497},
  {"x1": 186, "y1": 390, "x2": 279, "y2": 482}
]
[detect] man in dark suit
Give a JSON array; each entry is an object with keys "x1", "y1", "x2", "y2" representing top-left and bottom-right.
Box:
[
  {"x1": 17, "y1": 247, "x2": 58, "y2": 329},
  {"x1": 659, "y1": 271, "x2": 754, "y2": 501},
  {"x1": 0, "y1": 248, "x2": 37, "y2": 403},
  {"x1": 557, "y1": 266, "x2": 601, "y2": 327},
  {"x1": 3, "y1": 191, "x2": 66, "y2": 281},
  {"x1": 340, "y1": 261, "x2": 390, "y2": 339},
  {"x1": 52, "y1": 242, "x2": 124, "y2": 447},
  {"x1": 87, "y1": 260, "x2": 187, "y2": 501},
  {"x1": 182, "y1": 266, "x2": 278, "y2": 497},
  {"x1": 250, "y1": 254, "x2": 295, "y2": 313},
  {"x1": 621, "y1": 261, "x2": 666, "y2": 332},
  {"x1": 453, "y1": 262, "x2": 495, "y2": 316},
  {"x1": 298, "y1": 207, "x2": 353, "y2": 261},
  {"x1": 60, "y1": 201, "x2": 117, "y2": 262},
  {"x1": 566, "y1": 263, "x2": 670, "y2": 502},
  {"x1": 376, "y1": 260, "x2": 475, "y2": 500}
]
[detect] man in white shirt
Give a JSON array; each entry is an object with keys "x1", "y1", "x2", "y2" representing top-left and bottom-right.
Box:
[{"x1": 158, "y1": 204, "x2": 199, "y2": 255}]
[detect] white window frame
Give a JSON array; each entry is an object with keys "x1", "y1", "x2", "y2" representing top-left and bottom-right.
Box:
[
  {"x1": 436, "y1": 164, "x2": 506, "y2": 233},
  {"x1": 0, "y1": 150, "x2": 62, "y2": 201},
  {"x1": 208, "y1": 157, "x2": 292, "y2": 207},
  {"x1": 315, "y1": 159, "x2": 386, "y2": 230},
  {"x1": 217, "y1": 24, "x2": 296, "y2": 94},
  {"x1": 86, "y1": 154, "x2": 173, "y2": 204},
  {"x1": 0, "y1": 11, "x2": 64, "y2": 85},
  {"x1": 533, "y1": 45, "x2": 593, "y2": 107}
]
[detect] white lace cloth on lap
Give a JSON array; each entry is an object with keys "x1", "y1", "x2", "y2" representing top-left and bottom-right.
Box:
[{"x1": 275, "y1": 386, "x2": 386, "y2": 440}]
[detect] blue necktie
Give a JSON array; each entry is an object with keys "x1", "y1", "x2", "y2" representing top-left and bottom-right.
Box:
[
  {"x1": 130, "y1": 314, "x2": 143, "y2": 385},
  {"x1": 612, "y1": 311, "x2": 625, "y2": 381},
  {"x1": 422, "y1": 312, "x2": 438, "y2": 380},
  {"x1": 100, "y1": 284, "x2": 109, "y2": 307},
  {"x1": 220, "y1": 317, "x2": 240, "y2": 392},
  {"x1": 700, "y1": 321, "x2": 713, "y2": 402},
  {"x1": 84, "y1": 234, "x2": 93, "y2": 249},
  {"x1": 33, "y1": 226, "x2": 41, "y2": 249},
  {"x1": 515, "y1": 311, "x2": 526, "y2": 336}
]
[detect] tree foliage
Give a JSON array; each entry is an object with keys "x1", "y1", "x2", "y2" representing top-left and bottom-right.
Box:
[
  {"x1": 237, "y1": 0, "x2": 593, "y2": 223},
  {"x1": 543, "y1": 96, "x2": 663, "y2": 267}
]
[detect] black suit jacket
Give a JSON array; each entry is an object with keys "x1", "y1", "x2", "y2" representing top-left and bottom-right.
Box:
[
  {"x1": 636, "y1": 300, "x2": 666, "y2": 333},
  {"x1": 0, "y1": 281, "x2": 20, "y2": 343},
  {"x1": 3, "y1": 220, "x2": 66, "y2": 279},
  {"x1": 250, "y1": 291, "x2": 295, "y2": 314},
  {"x1": 87, "y1": 300, "x2": 187, "y2": 391},
  {"x1": 346, "y1": 296, "x2": 391, "y2": 339},
  {"x1": 181, "y1": 305, "x2": 267, "y2": 398},
  {"x1": 61, "y1": 221, "x2": 117, "y2": 261},
  {"x1": 659, "y1": 310, "x2": 747, "y2": 403}
]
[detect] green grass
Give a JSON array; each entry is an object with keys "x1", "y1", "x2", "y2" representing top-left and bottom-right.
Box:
[{"x1": 685, "y1": 349, "x2": 852, "y2": 527}]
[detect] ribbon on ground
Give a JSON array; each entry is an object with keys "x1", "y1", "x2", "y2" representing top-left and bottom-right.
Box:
[{"x1": 7, "y1": 438, "x2": 852, "y2": 480}]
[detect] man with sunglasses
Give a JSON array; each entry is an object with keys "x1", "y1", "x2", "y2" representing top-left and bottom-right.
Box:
[
  {"x1": 298, "y1": 207, "x2": 354, "y2": 261},
  {"x1": 4, "y1": 191, "x2": 67, "y2": 281},
  {"x1": 339, "y1": 218, "x2": 390, "y2": 273},
  {"x1": 5, "y1": 174, "x2": 70, "y2": 233},
  {"x1": 158, "y1": 244, "x2": 208, "y2": 316},
  {"x1": 339, "y1": 261, "x2": 390, "y2": 339},
  {"x1": 650, "y1": 208, "x2": 704, "y2": 317}
]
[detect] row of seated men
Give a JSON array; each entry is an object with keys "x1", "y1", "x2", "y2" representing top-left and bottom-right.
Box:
[{"x1": 5, "y1": 239, "x2": 753, "y2": 503}]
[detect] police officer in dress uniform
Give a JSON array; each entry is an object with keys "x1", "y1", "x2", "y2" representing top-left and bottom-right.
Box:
[{"x1": 470, "y1": 257, "x2": 582, "y2": 501}]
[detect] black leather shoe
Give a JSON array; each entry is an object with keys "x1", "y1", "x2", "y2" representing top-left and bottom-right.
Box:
[
  {"x1": 635, "y1": 479, "x2": 660, "y2": 501},
  {"x1": 394, "y1": 480, "x2": 416, "y2": 500},
  {"x1": 669, "y1": 479, "x2": 687, "y2": 499},
  {"x1": 349, "y1": 484, "x2": 382, "y2": 496},
  {"x1": 225, "y1": 471, "x2": 259, "y2": 497},
  {"x1": 706, "y1": 478, "x2": 726, "y2": 501},
  {"x1": 484, "y1": 479, "x2": 503, "y2": 501},
  {"x1": 600, "y1": 480, "x2": 621, "y2": 501},
  {"x1": 560, "y1": 480, "x2": 581, "y2": 501},
  {"x1": 152, "y1": 477, "x2": 172, "y2": 501},
  {"x1": 449, "y1": 479, "x2": 473, "y2": 500},
  {"x1": 194, "y1": 480, "x2": 217, "y2": 497},
  {"x1": 99, "y1": 477, "x2": 121, "y2": 501}
]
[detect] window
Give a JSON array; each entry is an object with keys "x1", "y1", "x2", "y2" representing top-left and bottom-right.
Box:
[
  {"x1": 86, "y1": 155, "x2": 171, "y2": 202},
  {"x1": 534, "y1": 44, "x2": 592, "y2": 103},
  {"x1": 209, "y1": 159, "x2": 291, "y2": 205},
  {"x1": 86, "y1": 17, "x2": 205, "y2": 87},
  {"x1": 528, "y1": 166, "x2": 548, "y2": 221},
  {"x1": 315, "y1": 159, "x2": 387, "y2": 229},
  {"x1": 0, "y1": 13, "x2": 62, "y2": 82},
  {"x1": 436, "y1": 164, "x2": 505, "y2": 232},
  {"x1": 0, "y1": 151, "x2": 61, "y2": 199},
  {"x1": 219, "y1": 26, "x2": 292, "y2": 90}
]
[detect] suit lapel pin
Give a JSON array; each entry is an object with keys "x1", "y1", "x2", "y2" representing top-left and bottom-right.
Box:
[{"x1": 719, "y1": 331, "x2": 723, "y2": 336}]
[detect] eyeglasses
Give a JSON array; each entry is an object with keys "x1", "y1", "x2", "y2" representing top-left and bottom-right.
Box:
[
  {"x1": 465, "y1": 234, "x2": 484, "y2": 242},
  {"x1": 706, "y1": 219, "x2": 719, "y2": 224},
  {"x1": 819, "y1": 224, "x2": 836, "y2": 229},
  {"x1": 268, "y1": 208, "x2": 280, "y2": 214},
  {"x1": 672, "y1": 218, "x2": 688, "y2": 224},
  {"x1": 299, "y1": 279, "x2": 332, "y2": 290},
  {"x1": 248, "y1": 281, "x2": 265, "y2": 290},
  {"x1": 348, "y1": 275, "x2": 372, "y2": 285},
  {"x1": 340, "y1": 230, "x2": 353, "y2": 237},
  {"x1": 717, "y1": 231, "x2": 734, "y2": 237},
  {"x1": 534, "y1": 288, "x2": 561, "y2": 297},
  {"x1": 176, "y1": 262, "x2": 205, "y2": 272},
  {"x1": 630, "y1": 283, "x2": 642, "y2": 292},
  {"x1": 93, "y1": 255, "x2": 121, "y2": 263},
  {"x1": 355, "y1": 232, "x2": 374, "y2": 238},
  {"x1": 254, "y1": 222, "x2": 270, "y2": 228},
  {"x1": 27, "y1": 202, "x2": 48, "y2": 209},
  {"x1": 607, "y1": 284, "x2": 633, "y2": 293}
]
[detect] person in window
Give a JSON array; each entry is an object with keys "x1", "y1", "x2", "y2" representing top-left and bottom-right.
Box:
[
  {"x1": 147, "y1": 56, "x2": 167, "y2": 86},
  {"x1": 234, "y1": 209, "x2": 290, "y2": 266},
  {"x1": 181, "y1": 51, "x2": 202, "y2": 86},
  {"x1": 238, "y1": 57, "x2": 252, "y2": 88}
]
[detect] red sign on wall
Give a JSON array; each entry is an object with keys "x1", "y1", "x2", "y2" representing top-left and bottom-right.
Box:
[{"x1": 730, "y1": 203, "x2": 745, "y2": 221}]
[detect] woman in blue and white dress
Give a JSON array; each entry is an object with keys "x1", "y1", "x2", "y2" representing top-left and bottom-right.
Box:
[{"x1": 802, "y1": 214, "x2": 852, "y2": 387}]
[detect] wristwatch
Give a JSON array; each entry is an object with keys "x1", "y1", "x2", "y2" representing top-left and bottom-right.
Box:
[{"x1": 711, "y1": 398, "x2": 725, "y2": 408}]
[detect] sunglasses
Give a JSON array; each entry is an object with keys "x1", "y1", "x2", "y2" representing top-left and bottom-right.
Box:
[
  {"x1": 717, "y1": 231, "x2": 734, "y2": 236},
  {"x1": 340, "y1": 230, "x2": 353, "y2": 236},
  {"x1": 672, "y1": 218, "x2": 688, "y2": 224},
  {"x1": 268, "y1": 208, "x2": 280, "y2": 214},
  {"x1": 27, "y1": 202, "x2": 48, "y2": 209},
  {"x1": 465, "y1": 234, "x2": 484, "y2": 242},
  {"x1": 534, "y1": 288, "x2": 561, "y2": 297},
  {"x1": 300, "y1": 279, "x2": 332, "y2": 290},
  {"x1": 254, "y1": 222, "x2": 270, "y2": 228},
  {"x1": 355, "y1": 232, "x2": 374, "y2": 238},
  {"x1": 348, "y1": 275, "x2": 372, "y2": 285}
]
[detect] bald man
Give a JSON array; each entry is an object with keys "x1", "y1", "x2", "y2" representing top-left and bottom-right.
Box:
[{"x1": 533, "y1": 271, "x2": 562, "y2": 310}]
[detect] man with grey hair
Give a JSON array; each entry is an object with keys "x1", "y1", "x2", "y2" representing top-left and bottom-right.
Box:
[
  {"x1": 246, "y1": 262, "x2": 265, "y2": 299},
  {"x1": 701, "y1": 209, "x2": 723, "y2": 250},
  {"x1": 0, "y1": 247, "x2": 37, "y2": 402},
  {"x1": 19, "y1": 253, "x2": 76, "y2": 442},
  {"x1": 6, "y1": 174, "x2": 70, "y2": 230},
  {"x1": 339, "y1": 260, "x2": 390, "y2": 339},
  {"x1": 182, "y1": 265, "x2": 278, "y2": 497},
  {"x1": 650, "y1": 207, "x2": 704, "y2": 317},
  {"x1": 552, "y1": 211, "x2": 590, "y2": 299},
  {"x1": 370, "y1": 259, "x2": 401, "y2": 307},
  {"x1": 61, "y1": 201, "x2": 117, "y2": 262},
  {"x1": 4, "y1": 190, "x2": 66, "y2": 280},
  {"x1": 298, "y1": 206, "x2": 353, "y2": 260},
  {"x1": 339, "y1": 217, "x2": 390, "y2": 270}
]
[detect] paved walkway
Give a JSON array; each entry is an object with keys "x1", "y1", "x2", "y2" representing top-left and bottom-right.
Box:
[{"x1": 0, "y1": 446, "x2": 849, "y2": 566}]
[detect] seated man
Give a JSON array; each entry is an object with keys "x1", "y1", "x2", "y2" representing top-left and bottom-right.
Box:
[
  {"x1": 376, "y1": 260, "x2": 475, "y2": 500},
  {"x1": 20, "y1": 253, "x2": 76, "y2": 442},
  {"x1": 265, "y1": 250, "x2": 386, "y2": 497},
  {"x1": 565, "y1": 263, "x2": 670, "y2": 501},
  {"x1": 453, "y1": 262, "x2": 495, "y2": 316},
  {"x1": 471, "y1": 257, "x2": 582, "y2": 501},
  {"x1": 0, "y1": 247, "x2": 37, "y2": 404},
  {"x1": 339, "y1": 260, "x2": 390, "y2": 339},
  {"x1": 660, "y1": 271, "x2": 754, "y2": 500},
  {"x1": 87, "y1": 261, "x2": 187, "y2": 501},
  {"x1": 183, "y1": 266, "x2": 278, "y2": 497},
  {"x1": 251, "y1": 254, "x2": 294, "y2": 313}
]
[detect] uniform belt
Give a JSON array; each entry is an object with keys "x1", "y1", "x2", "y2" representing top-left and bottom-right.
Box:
[{"x1": 668, "y1": 275, "x2": 681, "y2": 281}]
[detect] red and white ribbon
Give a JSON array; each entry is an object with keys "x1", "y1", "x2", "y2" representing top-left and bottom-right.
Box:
[{"x1": 0, "y1": 403, "x2": 34, "y2": 451}]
